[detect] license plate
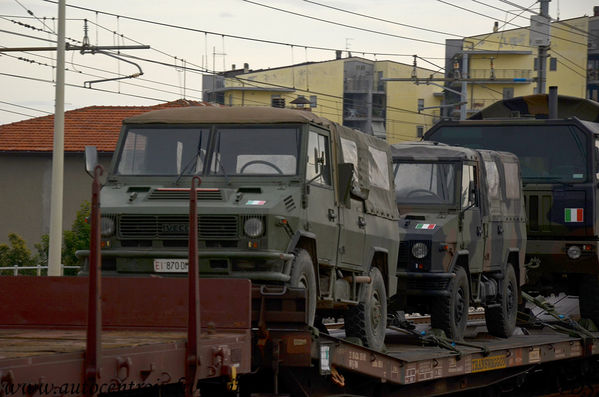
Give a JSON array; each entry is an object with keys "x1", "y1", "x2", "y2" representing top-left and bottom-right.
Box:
[{"x1": 153, "y1": 259, "x2": 188, "y2": 273}]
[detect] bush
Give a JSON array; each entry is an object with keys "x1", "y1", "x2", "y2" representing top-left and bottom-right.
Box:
[
  {"x1": 0, "y1": 233, "x2": 36, "y2": 275},
  {"x1": 35, "y1": 201, "x2": 91, "y2": 276}
]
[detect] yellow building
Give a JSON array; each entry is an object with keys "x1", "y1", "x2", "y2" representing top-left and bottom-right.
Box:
[
  {"x1": 202, "y1": 56, "x2": 443, "y2": 143},
  {"x1": 444, "y1": 16, "x2": 589, "y2": 119}
]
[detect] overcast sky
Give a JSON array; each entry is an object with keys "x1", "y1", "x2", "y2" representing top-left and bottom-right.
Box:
[{"x1": 0, "y1": 0, "x2": 594, "y2": 124}]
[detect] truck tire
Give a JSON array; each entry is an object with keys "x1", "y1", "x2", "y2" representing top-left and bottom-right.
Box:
[
  {"x1": 344, "y1": 267, "x2": 387, "y2": 351},
  {"x1": 579, "y1": 275, "x2": 599, "y2": 327},
  {"x1": 431, "y1": 266, "x2": 469, "y2": 341},
  {"x1": 485, "y1": 264, "x2": 518, "y2": 338},
  {"x1": 290, "y1": 249, "x2": 317, "y2": 326}
]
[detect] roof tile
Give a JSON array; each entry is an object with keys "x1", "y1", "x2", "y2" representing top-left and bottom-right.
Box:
[{"x1": 0, "y1": 99, "x2": 215, "y2": 152}]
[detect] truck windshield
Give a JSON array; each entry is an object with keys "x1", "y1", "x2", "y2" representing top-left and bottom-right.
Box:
[
  {"x1": 115, "y1": 127, "x2": 209, "y2": 176},
  {"x1": 114, "y1": 126, "x2": 301, "y2": 176},
  {"x1": 393, "y1": 162, "x2": 457, "y2": 205},
  {"x1": 427, "y1": 125, "x2": 588, "y2": 183},
  {"x1": 210, "y1": 127, "x2": 300, "y2": 176}
]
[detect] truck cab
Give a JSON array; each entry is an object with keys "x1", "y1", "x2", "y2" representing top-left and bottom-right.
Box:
[
  {"x1": 391, "y1": 142, "x2": 526, "y2": 340},
  {"x1": 79, "y1": 106, "x2": 399, "y2": 350}
]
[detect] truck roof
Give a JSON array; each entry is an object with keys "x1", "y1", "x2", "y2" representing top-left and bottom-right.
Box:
[
  {"x1": 391, "y1": 141, "x2": 479, "y2": 161},
  {"x1": 469, "y1": 94, "x2": 599, "y2": 122},
  {"x1": 123, "y1": 105, "x2": 333, "y2": 126},
  {"x1": 428, "y1": 117, "x2": 599, "y2": 137}
]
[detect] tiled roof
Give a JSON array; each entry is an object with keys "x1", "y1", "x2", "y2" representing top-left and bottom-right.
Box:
[{"x1": 0, "y1": 100, "x2": 216, "y2": 153}]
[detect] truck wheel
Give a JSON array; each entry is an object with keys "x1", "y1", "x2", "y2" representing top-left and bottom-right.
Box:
[
  {"x1": 485, "y1": 264, "x2": 518, "y2": 338},
  {"x1": 344, "y1": 267, "x2": 387, "y2": 351},
  {"x1": 579, "y1": 276, "x2": 599, "y2": 326},
  {"x1": 290, "y1": 249, "x2": 317, "y2": 326},
  {"x1": 431, "y1": 266, "x2": 469, "y2": 340}
]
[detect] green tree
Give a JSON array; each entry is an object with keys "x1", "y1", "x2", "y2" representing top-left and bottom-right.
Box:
[
  {"x1": 35, "y1": 201, "x2": 91, "y2": 276},
  {"x1": 0, "y1": 233, "x2": 36, "y2": 275}
]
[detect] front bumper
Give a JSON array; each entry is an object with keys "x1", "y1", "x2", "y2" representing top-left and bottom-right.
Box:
[
  {"x1": 526, "y1": 239, "x2": 599, "y2": 275},
  {"x1": 76, "y1": 249, "x2": 295, "y2": 282},
  {"x1": 396, "y1": 271, "x2": 455, "y2": 297}
]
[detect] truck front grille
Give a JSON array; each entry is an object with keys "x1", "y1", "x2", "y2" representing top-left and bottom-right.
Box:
[{"x1": 118, "y1": 215, "x2": 239, "y2": 240}]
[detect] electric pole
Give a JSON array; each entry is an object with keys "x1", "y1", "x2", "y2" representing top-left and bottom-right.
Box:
[
  {"x1": 533, "y1": 0, "x2": 551, "y2": 94},
  {"x1": 47, "y1": 0, "x2": 66, "y2": 277}
]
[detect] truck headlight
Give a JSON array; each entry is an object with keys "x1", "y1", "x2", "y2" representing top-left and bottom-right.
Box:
[
  {"x1": 412, "y1": 242, "x2": 428, "y2": 259},
  {"x1": 100, "y1": 217, "x2": 115, "y2": 237},
  {"x1": 567, "y1": 245, "x2": 582, "y2": 260},
  {"x1": 244, "y1": 217, "x2": 264, "y2": 238}
]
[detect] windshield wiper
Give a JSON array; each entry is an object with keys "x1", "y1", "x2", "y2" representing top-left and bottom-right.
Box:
[{"x1": 175, "y1": 137, "x2": 204, "y2": 185}]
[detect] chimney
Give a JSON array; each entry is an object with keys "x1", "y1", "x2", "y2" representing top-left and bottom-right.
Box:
[
  {"x1": 336, "y1": 50, "x2": 342, "y2": 59},
  {"x1": 231, "y1": 64, "x2": 236, "y2": 70},
  {"x1": 243, "y1": 63, "x2": 249, "y2": 73},
  {"x1": 594, "y1": 6, "x2": 599, "y2": 16},
  {"x1": 548, "y1": 86, "x2": 558, "y2": 119},
  {"x1": 493, "y1": 21, "x2": 499, "y2": 32}
]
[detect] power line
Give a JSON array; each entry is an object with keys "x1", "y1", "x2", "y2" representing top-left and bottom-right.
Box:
[
  {"x1": 0, "y1": 71, "x2": 167, "y2": 102},
  {"x1": 302, "y1": 0, "x2": 464, "y2": 39},
  {"x1": 437, "y1": 0, "x2": 587, "y2": 47},
  {"x1": 12, "y1": 0, "x2": 55, "y2": 34},
  {"x1": 41, "y1": 0, "x2": 443, "y2": 60},
  {"x1": 497, "y1": 0, "x2": 599, "y2": 41},
  {"x1": 3, "y1": 52, "x2": 204, "y2": 100},
  {"x1": 0, "y1": 28, "x2": 56, "y2": 43},
  {"x1": 243, "y1": 0, "x2": 447, "y2": 47},
  {"x1": 0, "y1": 107, "x2": 36, "y2": 118},
  {"x1": 0, "y1": 99, "x2": 52, "y2": 114},
  {"x1": 473, "y1": 0, "x2": 591, "y2": 45}
]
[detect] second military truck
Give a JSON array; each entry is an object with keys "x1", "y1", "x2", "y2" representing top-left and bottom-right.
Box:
[
  {"x1": 391, "y1": 142, "x2": 526, "y2": 339},
  {"x1": 79, "y1": 106, "x2": 399, "y2": 350}
]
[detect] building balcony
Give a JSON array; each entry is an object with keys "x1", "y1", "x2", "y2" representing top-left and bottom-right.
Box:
[{"x1": 469, "y1": 68, "x2": 532, "y2": 81}]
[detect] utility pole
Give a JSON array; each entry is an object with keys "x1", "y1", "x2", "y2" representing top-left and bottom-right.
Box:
[
  {"x1": 533, "y1": 0, "x2": 551, "y2": 94},
  {"x1": 47, "y1": 0, "x2": 66, "y2": 277}
]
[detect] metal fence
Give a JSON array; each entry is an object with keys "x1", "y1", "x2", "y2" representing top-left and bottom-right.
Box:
[{"x1": 0, "y1": 264, "x2": 80, "y2": 276}]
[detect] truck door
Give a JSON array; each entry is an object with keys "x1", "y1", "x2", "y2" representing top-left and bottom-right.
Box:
[
  {"x1": 306, "y1": 130, "x2": 339, "y2": 265},
  {"x1": 460, "y1": 163, "x2": 486, "y2": 274},
  {"x1": 336, "y1": 136, "x2": 365, "y2": 268},
  {"x1": 481, "y1": 156, "x2": 504, "y2": 272}
]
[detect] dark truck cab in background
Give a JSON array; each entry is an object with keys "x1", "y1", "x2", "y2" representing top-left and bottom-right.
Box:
[{"x1": 424, "y1": 93, "x2": 599, "y2": 325}]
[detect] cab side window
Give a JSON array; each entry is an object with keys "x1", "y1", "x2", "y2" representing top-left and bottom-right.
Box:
[
  {"x1": 461, "y1": 164, "x2": 476, "y2": 208},
  {"x1": 307, "y1": 131, "x2": 331, "y2": 186}
]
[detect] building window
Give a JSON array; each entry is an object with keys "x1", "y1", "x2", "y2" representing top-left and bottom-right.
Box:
[
  {"x1": 417, "y1": 98, "x2": 424, "y2": 112},
  {"x1": 417, "y1": 126, "x2": 424, "y2": 138},
  {"x1": 271, "y1": 95, "x2": 285, "y2": 108},
  {"x1": 533, "y1": 57, "x2": 538, "y2": 71},
  {"x1": 503, "y1": 87, "x2": 514, "y2": 99},
  {"x1": 310, "y1": 95, "x2": 317, "y2": 108},
  {"x1": 550, "y1": 57, "x2": 557, "y2": 71}
]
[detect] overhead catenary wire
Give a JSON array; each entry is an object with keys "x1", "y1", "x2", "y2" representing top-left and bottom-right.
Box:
[
  {"x1": 0, "y1": 99, "x2": 52, "y2": 114},
  {"x1": 0, "y1": 3, "x2": 516, "y2": 121},
  {"x1": 0, "y1": 107, "x2": 37, "y2": 118},
  {"x1": 496, "y1": 0, "x2": 599, "y2": 41},
  {"x1": 474, "y1": 0, "x2": 593, "y2": 43},
  {"x1": 41, "y1": 0, "x2": 444, "y2": 61},
  {"x1": 437, "y1": 0, "x2": 588, "y2": 47}
]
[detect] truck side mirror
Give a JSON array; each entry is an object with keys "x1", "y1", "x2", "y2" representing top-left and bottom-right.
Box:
[
  {"x1": 468, "y1": 180, "x2": 476, "y2": 204},
  {"x1": 313, "y1": 147, "x2": 325, "y2": 174},
  {"x1": 85, "y1": 146, "x2": 98, "y2": 178},
  {"x1": 338, "y1": 163, "x2": 354, "y2": 208}
]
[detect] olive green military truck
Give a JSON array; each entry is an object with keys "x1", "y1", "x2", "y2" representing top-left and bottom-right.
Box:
[
  {"x1": 391, "y1": 142, "x2": 526, "y2": 340},
  {"x1": 80, "y1": 106, "x2": 399, "y2": 350}
]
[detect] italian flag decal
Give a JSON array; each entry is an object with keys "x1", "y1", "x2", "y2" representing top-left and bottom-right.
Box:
[
  {"x1": 416, "y1": 224, "x2": 436, "y2": 230},
  {"x1": 564, "y1": 208, "x2": 583, "y2": 223}
]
